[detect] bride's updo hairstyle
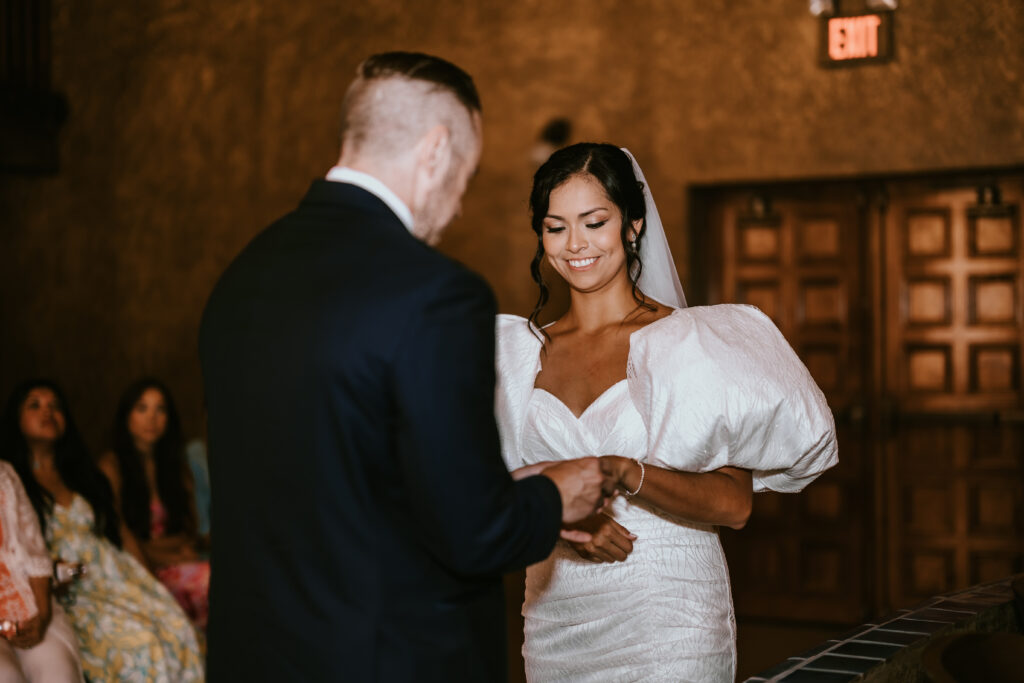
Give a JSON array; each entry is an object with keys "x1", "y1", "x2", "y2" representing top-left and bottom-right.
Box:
[{"x1": 528, "y1": 143, "x2": 653, "y2": 334}]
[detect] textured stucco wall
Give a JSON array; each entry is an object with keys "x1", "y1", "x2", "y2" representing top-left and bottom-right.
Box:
[{"x1": 2, "y1": 0, "x2": 1022, "y2": 447}]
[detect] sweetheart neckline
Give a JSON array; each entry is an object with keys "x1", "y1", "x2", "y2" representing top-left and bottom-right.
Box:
[
  {"x1": 532, "y1": 378, "x2": 629, "y2": 421},
  {"x1": 523, "y1": 311, "x2": 679, "y2": 421}
]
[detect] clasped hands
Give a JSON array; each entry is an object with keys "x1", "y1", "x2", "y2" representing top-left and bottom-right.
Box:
[
  {"x1": 0, "y1": 596, "x2": 51, "y2": 650},
  {"x1": 517, "y1": 454, "x2": 638, "y2": 563}
]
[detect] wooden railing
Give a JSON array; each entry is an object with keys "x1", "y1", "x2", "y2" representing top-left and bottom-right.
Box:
[{"x1": 744, "y1": 574, "x2": 1024, "y2": 682}]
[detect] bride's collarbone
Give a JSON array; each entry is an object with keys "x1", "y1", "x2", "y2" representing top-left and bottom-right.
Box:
[
  {"x1": 542, "y1": 320, "x2": 637, "y2": 364},
  {"x1": 536, "y1": 337, "x2": 629, "y2": 408},
  {"x1": 537, "y1": 306, "x2": 668, "y2": 397},
  {"x1": 546, "y1": 304, "x2": 670, "y2": 343},
  {"x1": 542, "y1": 334, "x2": 628, "y2": 370}
]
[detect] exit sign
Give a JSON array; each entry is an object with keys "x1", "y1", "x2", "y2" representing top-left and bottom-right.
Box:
[{"x1": 821, "y1": 12, "x2": 894, "y2": 66}]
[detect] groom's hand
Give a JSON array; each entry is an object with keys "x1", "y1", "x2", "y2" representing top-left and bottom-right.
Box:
[{"x1": 542, "y1": 456, "x2": 608, "y2": 526}]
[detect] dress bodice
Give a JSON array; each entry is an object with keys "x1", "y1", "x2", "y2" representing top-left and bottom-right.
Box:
[{"x1": 524, "y1": 380, "x2": 644, "y2": 465}]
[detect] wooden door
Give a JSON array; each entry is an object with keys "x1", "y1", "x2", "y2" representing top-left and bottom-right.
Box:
[
  {"x1": 704, "y1": 184, "x2": 874, "y2": 623},
  {"x1": 881, "y1": 178, "x2": 1024, "y2": 611},
  {"x1": 695, "y1": 169, "x2": 1024, "y2": 624}
]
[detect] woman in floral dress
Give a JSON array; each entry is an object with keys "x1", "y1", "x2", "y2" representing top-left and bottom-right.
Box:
[{"x1": 1, "y1": 379, "x2": 203, "y2": 682}]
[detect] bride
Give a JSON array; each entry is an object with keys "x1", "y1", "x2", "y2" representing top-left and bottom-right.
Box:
[{"x1": 495, "y1": 143, "x2": 838, "y2": 681}]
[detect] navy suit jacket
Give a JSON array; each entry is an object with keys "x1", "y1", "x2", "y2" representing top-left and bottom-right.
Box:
[{"x1": 199, "y1": 180, "x2": 562, "y2": 681}]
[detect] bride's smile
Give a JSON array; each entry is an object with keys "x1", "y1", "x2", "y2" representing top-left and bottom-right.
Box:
[{"x1": 567, "y1": 256, "x2": 597, "y2": 269}]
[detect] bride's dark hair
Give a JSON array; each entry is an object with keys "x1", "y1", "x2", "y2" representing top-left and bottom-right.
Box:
[{"x1": 528, "y1": 143, "x2": 653, "y2": 335}]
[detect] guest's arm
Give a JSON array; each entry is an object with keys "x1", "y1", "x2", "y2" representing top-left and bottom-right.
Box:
[
  {"x1": 9, "y1": 576, "x2": 52, "y2": 649},
  {"x1": 182, "y1": 465, "x2": 210, "y2": 550},
  {"x1": 96, "y1": 452, "x2": 154, "y2": 568},
  {"x1": 138, "y1": 469, "x2": 202, "y2": 567},
  {"x1": 7, "y1": 466, "x2": 54, "y2": 648},
  {"x1": 146, "y1": 467, "x2": 205, "y2": 566},
  {"x1": 140, "y1": 535, "x2": 198, "y2": 568},
  {"x1": 118, "y1": 524, "x2": 151, "y2": 568}
]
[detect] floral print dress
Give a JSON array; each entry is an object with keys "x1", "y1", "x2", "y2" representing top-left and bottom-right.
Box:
[{"x1": 46, "y1": 495, "x2": 204, "y2": 682}]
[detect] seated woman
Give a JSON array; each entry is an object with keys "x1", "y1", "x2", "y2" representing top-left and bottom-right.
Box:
[
  {"x1": 98, "y1": 378, "x2": 210, "y2": 631},
  {"x1": 1, "y1": 379, "x2": 203, "y2": 682},
  {"x1": 0, "y1": 460, "x2": 82, "y2": 682}
]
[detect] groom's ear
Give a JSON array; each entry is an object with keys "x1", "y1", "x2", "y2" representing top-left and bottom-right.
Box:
[{"x1": 416, "y1": 124, "x2": 453, "y2": 181}]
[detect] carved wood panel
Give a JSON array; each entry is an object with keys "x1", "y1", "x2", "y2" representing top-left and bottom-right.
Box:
[
  {"x1": 713, "y1": 186, "x2": 870, "y2": 623},
  {"x1": 886, "y1": 420, "x2": 1024, "y2": 608},
  {"x1": 698, "y1": 170, "x2": 1024, "y2": 625},
  {"x1": 883, "y1": 177, "x2": 1024, "y2": 610},
  {"x1": 885, "y1": 183, "x2": 1024, "y2": 412}
]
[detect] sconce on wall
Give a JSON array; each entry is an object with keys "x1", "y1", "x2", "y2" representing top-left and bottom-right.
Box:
[
  {"x1": 809, "y1": 0, "x2": 835, "y2": 17},
  {"x1": 976, "y1": 184, "x2": 1002, "y2": 207},
  {"x1": 530, "y1": 117, "x2": 573, "y2": 166}
]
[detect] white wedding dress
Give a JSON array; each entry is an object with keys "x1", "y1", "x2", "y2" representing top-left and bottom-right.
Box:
[{"x1": 495, "y1": 305, "x2": 838, "y2": 682}]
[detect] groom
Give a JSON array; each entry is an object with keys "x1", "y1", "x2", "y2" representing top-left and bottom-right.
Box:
[{"x1": 199, "y1": 52, "x2": 609, "y2": 681}]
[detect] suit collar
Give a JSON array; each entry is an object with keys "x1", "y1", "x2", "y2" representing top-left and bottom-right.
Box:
[
  {"x1": 324, "y1": 167, "x2": 414, "y2": 231},
  {"x1": 300, "y1": 180, "x2": 414, "y2": 238}
]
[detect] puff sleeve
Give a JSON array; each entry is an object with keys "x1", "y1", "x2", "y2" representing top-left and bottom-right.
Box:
[
  {"x1": 494, "y1": 314, "x2": 544, "y2": 471},
  {"x1": 627, "y1": 305, "x2": 838, "y2": 492}
]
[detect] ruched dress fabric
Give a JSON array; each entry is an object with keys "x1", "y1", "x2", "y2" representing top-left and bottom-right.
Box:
[{"x1": 495, "y1": 305, "x2": 838, "y2": 683}]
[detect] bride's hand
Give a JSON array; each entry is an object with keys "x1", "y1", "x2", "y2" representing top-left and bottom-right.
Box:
[
  {"x1": 598, "y1": 455, "x2": 632, "y2": 491},
  {"x1": 561, "y1": 512, "x2": 637, "y2": 563}
]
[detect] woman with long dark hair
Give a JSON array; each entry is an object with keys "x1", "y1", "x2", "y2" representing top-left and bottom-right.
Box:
[
  {"x1": 1, "y1": 379, "x2": 203, "y2": 682},
  {"x1": 98, "y1": 377, "x2": 209, "y2": 631},
  {"x1": 495, "y1": 144, "x2": 838, "y2": 680}
]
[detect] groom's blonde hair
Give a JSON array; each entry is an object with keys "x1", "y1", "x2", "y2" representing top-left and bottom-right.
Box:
[{"x1": 340, "y1": 52, "x2": 481, "y2": 166}]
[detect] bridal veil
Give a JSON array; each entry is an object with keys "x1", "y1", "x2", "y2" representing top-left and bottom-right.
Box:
[{"x1": 621, "y1": 148, "x2": 688, "y2": 310}]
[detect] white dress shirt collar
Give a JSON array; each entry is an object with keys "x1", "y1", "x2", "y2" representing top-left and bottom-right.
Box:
[{"x1": 325, "y1": 166, "x2": 414, "y2": 234}]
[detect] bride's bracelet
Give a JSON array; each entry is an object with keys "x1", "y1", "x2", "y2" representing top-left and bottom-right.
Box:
[{"x1": 623, "y1": 459, "x2": 645, "y2": 497}]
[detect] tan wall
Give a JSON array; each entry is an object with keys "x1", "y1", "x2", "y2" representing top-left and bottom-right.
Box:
[{"x1": 2, "y1": 0, "x2": 1022, "y2": 446}]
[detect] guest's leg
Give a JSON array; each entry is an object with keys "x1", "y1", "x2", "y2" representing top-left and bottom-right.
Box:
[
  {"x1": 0, "y1": 640, "x2": 27, "y2": 683},
  {"x1": 16, "y1": 602, "x2": 84, "y2": 683}
]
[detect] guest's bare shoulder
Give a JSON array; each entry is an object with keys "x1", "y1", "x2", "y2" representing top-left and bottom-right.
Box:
[{"x1": 96, "y1": 451, "x2": 121, "y2": 491}]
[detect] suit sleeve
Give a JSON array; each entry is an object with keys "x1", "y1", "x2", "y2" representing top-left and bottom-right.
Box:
[{"x1": 391, "y1": 269, "x2": 562, "y2": 576}]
